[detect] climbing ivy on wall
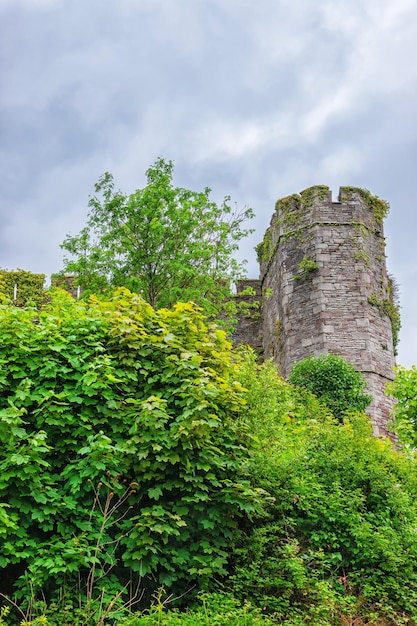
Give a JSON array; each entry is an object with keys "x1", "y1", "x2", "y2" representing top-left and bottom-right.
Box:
[
  {"x1": 0, "y1": 269, "x2": 46, "y2": 307},
  {"x1": 299, "y1": 184, "x2": 330, "y2": 206},
  {"x1": 293, "y1": 257, "x2": 320, "y2": 281},
  {"x1": 368, "y1": 287, "x2": 401, "y2": 355},
  {"x1": 339, "y1": 187, "x2": 390, "y2": 226},
  {"x1": 256, "y1": 194, "x2": 302, "y2": 265}
]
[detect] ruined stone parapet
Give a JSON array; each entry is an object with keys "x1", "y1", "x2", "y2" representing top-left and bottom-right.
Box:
[{"x1": 51, "y1": 273, "x2": 82, "y2": 298}]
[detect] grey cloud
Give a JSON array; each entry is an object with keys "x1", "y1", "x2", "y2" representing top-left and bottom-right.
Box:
[{"x1": 1, "y1": 0, "x2": 417, "y2": 366}]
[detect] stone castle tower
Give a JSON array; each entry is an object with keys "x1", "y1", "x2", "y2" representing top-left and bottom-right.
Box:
[{"x1": 234, "y1": 186, "x2": 398, "y2": 437}]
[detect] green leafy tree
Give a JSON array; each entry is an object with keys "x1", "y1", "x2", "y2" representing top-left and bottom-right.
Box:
[
  {"x1": 387, "y1": 365, "x2": 417, "y2": 447},
  {"x1": 288, "y1": 353, "x2": 371, "y2": 421},
  {"x1": 60, "y1": 158, "x2": 253, "y2": 318}
]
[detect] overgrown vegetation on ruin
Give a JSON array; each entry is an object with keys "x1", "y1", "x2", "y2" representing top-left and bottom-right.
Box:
[
  {"x1": 339, "y1": 187, "x2": 390, "y2": 226},
  {"x1": 0, "y1": 291, "x2": 416, "y2": 625},
  {"x1": 0, "y1": 168, "x2": 410, "y2": 624}
]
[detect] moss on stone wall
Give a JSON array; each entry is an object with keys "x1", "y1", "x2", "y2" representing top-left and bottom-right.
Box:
[
  {"x1": 339, "y1": 187, "x2": 390, "y2": 226},
  {"x1": 255, "y1": 229, "x2": 273, "y2": 264},
  {"x1": 257, "y1": 186, "x2": 390, "y2": 272},
  {"x1": 0, "y1": 269, "x2": 46, "y2": 307},
  {"x1": 368, "y1": 292, "x2": 401, "y2": 355},
  {"x1": 300, "y1": 185, "x2": 330, "y2": 207}
]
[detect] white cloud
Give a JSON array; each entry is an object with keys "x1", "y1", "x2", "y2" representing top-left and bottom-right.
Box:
[
  {"x1": 315, "y1": 146, "x2": 364, "y2": 183},
  {"x1": 0, "y1": 0, "x2": 61, "y2": 8}
]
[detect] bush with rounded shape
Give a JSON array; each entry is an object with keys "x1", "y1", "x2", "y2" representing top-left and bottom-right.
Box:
[{"x1": 288, "y1": 353, "x2": 371, "y2": 420}]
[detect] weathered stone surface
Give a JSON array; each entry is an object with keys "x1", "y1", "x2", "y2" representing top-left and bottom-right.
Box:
[{"x1": 233, "y1": 186, "x2": 396, "y2": 437}]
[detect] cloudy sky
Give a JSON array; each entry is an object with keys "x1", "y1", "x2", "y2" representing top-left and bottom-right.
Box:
[{"x1": 1, "y1": 0, "x2": 417, "y2": 367}]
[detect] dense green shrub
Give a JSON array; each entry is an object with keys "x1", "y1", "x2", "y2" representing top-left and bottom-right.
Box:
[
  {"x1": 289, "y1": 353, "x2": 372, "y2": 420},
  {"x1": 0, "y1": 592, "x2": 276, "y2": 626},
  {"x1": 230, "y1": 352, "x2": 417, "y2": 624},
  {"x1": 118, "y1": 591, "x2": 276, "y2": 625},
  {"x1": 236, "y1": 348, "x2": 334, "y2": 434},
  {"x1": 0, "y1": 289, "x2": 265, "y2": 621},
  {"x1": 2, "y1": 313, "x2": 417, "y2": 625}
]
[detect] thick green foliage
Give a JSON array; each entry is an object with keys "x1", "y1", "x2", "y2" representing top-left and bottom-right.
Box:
[
  {"x1": 289, "y1": 353, "x2": 372, "y2": 421},
  {"x1": 236, "y1": 348, "x2": 334, "y2": 438},
  {"x1": 0, "y1": 593, "x2": 276, "y2": 626},
  {"x1": 118, "y1": 591, "x2": 276, "y2": 625},
  {"x1": 387, "y1": 364, "x2": 417, "y2": 448},
  {"x1": 0, "y1": 290, "x2": 265, "y2": 616},
  {"x1": 2, "y1": 321, "x2": 417, "y2": 625},
  {"x1": 0, "y1": 269, "x2": 45, "y2": 307},
  {"x1": 230, "y1": 350, "x2": 417, "y2": 624}
]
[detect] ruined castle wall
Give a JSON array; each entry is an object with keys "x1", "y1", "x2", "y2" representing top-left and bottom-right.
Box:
[{"x1": 257, "y1": 186, "x2": 396, "y2": 436}]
